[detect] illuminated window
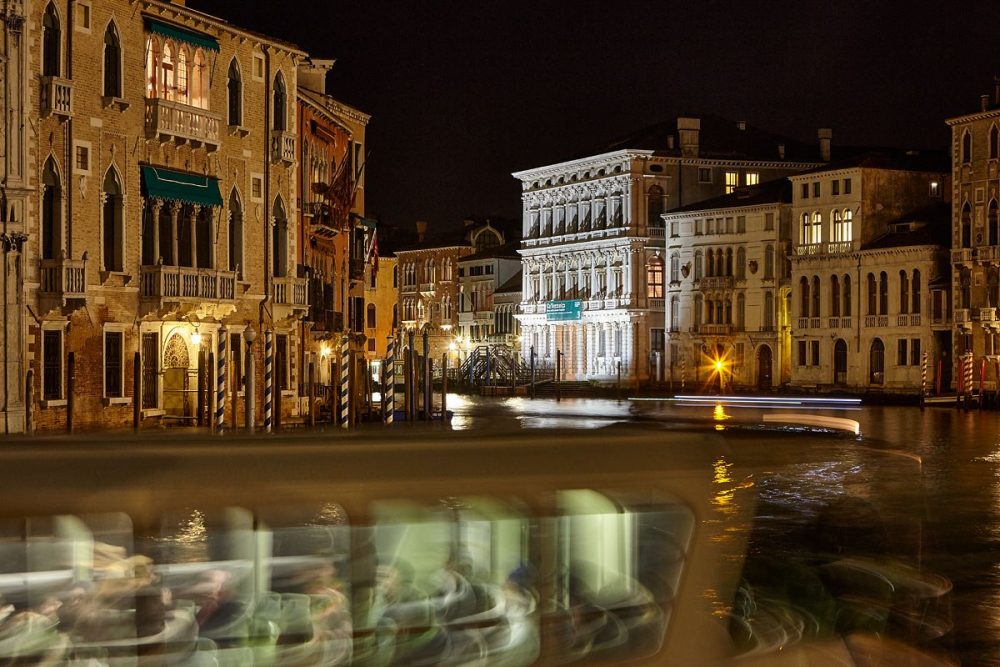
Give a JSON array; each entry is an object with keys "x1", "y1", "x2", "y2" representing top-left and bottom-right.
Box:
[
  {"x1": 929, "y1": 181, "x2": 941, "y2": 197},
  {"x1": 725, "y1": 171, "x2": 738, "y2": 194},
  {"x1": 646, "y1": 259, "x2": 664, "y2": 298},
  {"x1": 745, "y1": 172, "x2": 759, "y2": 186}
]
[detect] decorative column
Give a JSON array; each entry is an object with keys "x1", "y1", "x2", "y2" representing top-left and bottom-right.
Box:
[
  {"x1": 188, "y1": 205, "x2": 199, "y2": 267},
  {"x1": 149, "y1": 199, "x2": 163, "y2": 264},
  {"x1": 576, "y1": 323, "x2": 585, "y2": 378}
]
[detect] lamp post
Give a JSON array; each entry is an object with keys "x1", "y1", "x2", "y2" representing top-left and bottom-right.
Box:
[{"x1": 244, "y1": 326, "x2": 256, "y2": 433}]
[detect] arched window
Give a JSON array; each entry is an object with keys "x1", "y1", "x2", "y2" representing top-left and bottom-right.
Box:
[
  {"x1": 443, "y1": 295, "x2": 452, "y2": 321},
  {"x1": 911, "y1": 269, "x2": 921, "y2": 314},
  {"x1": 992, "y1": 125, "x2": 1000, "y2": 160},
  {"x1": 227, "y1": 59, "x2": 242, "y2": 126},
  {"x1": 831, "y1": 275, "x2": 840, "y2": 317},
  {"x1": 736, "y1": 247, "x2": 746, "y2": 280},
  {"x1": 669, "y1": 252, "x2": 680, "y2": 283},
  {"x1": 715, "y1": 248, "x2": 724, "y2": 276},
  {"x1": 176, "y1": 46, "x2": 189, "y2": 104},
  {"x1": 102, "y1": 169, "x2": 123, "y2": 272},
  {"x1": 196, "y1": 206, "x2": 213, "y2": 269},
  {"x1": 272, "y1": 198, "x2": 288, "y2": 277},
  {"x1": 842, "y1": 209, "x2": 853, "y2": 242},
  {"x1": 810, "y1": 212, "x2": 822, "y2": 244},
  {"x1": 867, "y1": 273, "x2": 877, "y2": 315},
  {"x1": 103, "y1": 22, "x2": 122, "y2": 98},
  {"x1": 41, "y1": 158, "x2": 61, "y2": 260},
  {"x1": 161, "y1": 41, "x2": 175, "y2": 101},
  {"x1": 899, "y1": 270, "x2": 910, "y2": 314},
  {"x1": 273, "y1": 71, "x2": 287, "y2": 131},
  {"x1": 694, "y1": 250, "x2": 703, "y2": 280},
  {"x1": 843, "y1": 274, "x2": 852, "y2": 317},
  {"x1": 764, "y1": 292, "x2": 775, "y2": 330},
  {"x1": 158, "y1": 203, "x2": 174, "y2": 265},
  {"x1": 725, "y1": 248, "x2": 733, "y2": 277},
  {"x1": 799, "y1": 276, "x2": 810, "y2": 318},
  {"x1": 715, "y1": 300, "x2": 724, "y2": 324},
  {"x1": 989, "y1": 269, "x2": 1000, "y2": 309},
  {"x1": 694, "y1": 295, "x2": 703, "y2": 328},
  {"x1": 799, "y1": 213, "x2": 810, "y2": 245},
  {"x1": 367, "y1": 303, "x2": 377, "y2": 329},
  {"x1": 42, "y1": 4, "x2": 60, "y2": 77},
  {"x1": 811, "y1": 275, "x2": 820, "y2": 317},
  {"x1": 869, "y1": 338, "x2": 885, "y2": 385},
  {"x1": 764, "y1": 245, "x2": 774, "y2": 280},
  {"x1": 962, "y1": 130, "x2": 972, "y2": 164},
  {"x1": 990, "y1": 200, "x2": 999, "y2": 247},
  {"x1": 736, "y1": 293, "x2": 745, "y2": 330},
  {"x1": 670, "y1": 296, "x2": 679, "y2": 332},
  {"x1": 228, "y1": 190, "x2": 243, "y2": 279},
  {"x1": 191, "y1": 49, "x2": 208, "y2": 109},
  {"x1": 145, "y1": 37, "x2": 160, "y2": 97},
  {"x1": 831, "y1": 209, "x2": 842, "y2": 241},
  {"x1": 961, "y1": 202, "x2": 972, "y2": 248},
  {"x1": 879, "y1": 271, "x2": 888, "y2": 315},
  {"x1": 725, "y1": 299, "x2": 732, "y2": 324},
  {"x1": 647, "y1": 185, "x2": 664, "y2": 227},
  {"x1": 646, "y1": 258, "x2": 664, "y2": 298}
]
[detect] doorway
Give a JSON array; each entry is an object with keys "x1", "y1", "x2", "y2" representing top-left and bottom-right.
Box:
[
  {"x1": 757, "y1": 345, "x2": 773, "y2": 389},
  {"x1": 834, "y1": 339, "x2": 848, "y2": 385}
]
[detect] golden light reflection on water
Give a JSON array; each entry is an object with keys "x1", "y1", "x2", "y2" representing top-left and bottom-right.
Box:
[{"x1": 713, "y1": 403, "x2": 730, "y2": 431}]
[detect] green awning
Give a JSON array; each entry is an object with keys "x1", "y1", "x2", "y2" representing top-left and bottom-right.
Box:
[
  {"x1": 141, "y1": 166, "x2": 223, "y2": 207},
  {"x1": 144, "y1": 18, "x2": 219, "y2": 52}
]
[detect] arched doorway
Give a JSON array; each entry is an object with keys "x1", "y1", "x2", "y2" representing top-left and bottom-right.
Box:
[
  {"x1": 162, "y1": 332, "x2": 193, "y2": 418},
  {"x1": 834, "y1": 339, "x2": 848, "y2": 385},
  {"x1": 757, "y1": 345, "x2": 773, "y2": 389},
  {"x1": 869, "y1": 338, "x2": 885, "y2": 385}
]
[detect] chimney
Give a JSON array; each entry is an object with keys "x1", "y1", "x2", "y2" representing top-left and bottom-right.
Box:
[
  {"x1": 297, "y1": 59, "x2": 335, "y2": 94},
  {"x1": 677, "y1": 117, "x2": 701, "y2": 158},
  {"x1": 463, "y1": 218, "x2": 476, "y2": 228},
  {"x1": 666, "y1": 135, "x2": 675, "y2": 150},
  {"x1": 778, "y1": 143, "x2": 786, "y2": 160},
  {"x1": 415, "y1": 220, "x2": 427, "y2": 243},
  {"x1": 818, "y1": 128, "x2": 832, "y2": 162},
  {"x1": 983, "y1": 94, "x2": 991, "y2": 112}
]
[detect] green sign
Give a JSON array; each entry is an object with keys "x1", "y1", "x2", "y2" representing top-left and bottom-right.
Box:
[{"x1": 546, "y1": 300, "x2": 583, "y2": 321}]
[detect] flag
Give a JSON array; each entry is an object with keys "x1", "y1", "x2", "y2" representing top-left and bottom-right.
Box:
[{"x1": 365, "y1": 228, "x2": 379, "y2": 275}]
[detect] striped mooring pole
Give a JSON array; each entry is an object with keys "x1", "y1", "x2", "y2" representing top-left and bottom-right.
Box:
[
  {"x1": 384, "y1": 337, "x2": 395, "y2": 425},
  {"x1": 264, "y1": 330, "x2": 273, "y2": 432},
  {"x1": 921, "y1": 350, "x2": 928, "y2": 397},
  {"x1": 216, "y1": 328, "x2": 227, "y2": 432},
  {"x1": 339, "y1": 336, "x2": 350, "y2": 429},
  {"x1": 680, "y1": 355, "x2": 687, "y2": 391}
]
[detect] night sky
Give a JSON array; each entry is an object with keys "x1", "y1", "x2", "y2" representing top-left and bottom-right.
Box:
[{"x1": 192, "y1": 0, "x2": 1000, "y2": 237}]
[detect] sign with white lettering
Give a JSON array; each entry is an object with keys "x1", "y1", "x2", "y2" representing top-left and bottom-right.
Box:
[{"x1": 546, "y1": 300, "x2": 583, "y2": 321}]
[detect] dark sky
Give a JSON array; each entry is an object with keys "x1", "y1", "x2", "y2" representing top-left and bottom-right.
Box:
[{"x1": 192, "y1": 0, "x2": 1000, "y2": 233}]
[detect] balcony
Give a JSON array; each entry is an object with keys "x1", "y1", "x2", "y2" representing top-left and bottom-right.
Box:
[
  {"x1": 700, "y1": 276, "x2": 734, "y2": 290},
  {"x1": 978, "y1": 246, "x2": 1000, "y2": 263},
  {"x1": 796, "y1": 243, "x2": 822, "y2": 256},
  {"x1": 909, "y1": 314, "x2": 921, "y2": 327},
  {"x1": 271, "y1": 130, "x2": 296, "y2": 164},
  {"x1": 140, "y1": 265, "x2": 236, "y2": 303},
  {"x1": 145, "y1": 97, "x2": 221, "y2": 149},
  {"x1": 699, "y1": 323, "x2": 732, "y2": 336},
  {"x1": 272, "y1": 276, "x2": 308, "y2": 308},
  {"x1": 648, "y1": 227, "x2": 665, "y2": 238},
  {"x1": 419, "y1": 282, "x2": 435, "y2": 294},
  {"x1": 955, "y1": 308, "x2": 971, "y2": 327},
  {"x1": 981, "y1": 308, "x2": 997, "y2": 325},
  {"x1": 864, "y1": 315, "x2": 888, "y2": 327},
  {"x1": 39, "y1": 256, "x2": 86, "y2": 301},
  {"x1": 402, "y1": 281, "x2": 417, "y2": 293},
  {"x1": 40, "y1": 76, "x2": 73, "y2": 118},
  {"x1": 826, "y1": 240, "x2": 858, "y2": 254},
  {"x1": 796, "y1": 317, "x2": 810, "y2": 329},
  {"x1": 952, "y1": 248, "x2": 974, "y2": 266},
  {"x1": 649, "y1": 298, "x2": 665, "y2": 310}
]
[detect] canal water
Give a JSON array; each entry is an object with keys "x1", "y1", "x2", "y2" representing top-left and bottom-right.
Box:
[{"x1": 445, "y1": 395, "x2": 1000, "y2": 665}]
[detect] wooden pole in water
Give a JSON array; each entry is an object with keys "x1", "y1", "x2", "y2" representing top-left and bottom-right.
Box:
[
  {"x1": 133, "y1": 352, "x2": 141, "y2": 430},
  {"x1": 441, "y1": 353, "x2": 448, "y2": 419},
  {"x1": 66, "y1": 353, "x2": 74, "y2": 433}
]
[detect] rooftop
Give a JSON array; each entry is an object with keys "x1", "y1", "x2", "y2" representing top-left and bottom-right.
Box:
[
  {"x1": 861, "y1": 203, "x2": 952, "y2": 250},
  {"x1": 667, "y1": 177, "x2": 792, "y2": 215},
  {"x1": 792, "y1": 150, "x2": 949, "y2": 178},
  {"x1": 495, "y1": 271, "x2": 523, "y2": 294}
]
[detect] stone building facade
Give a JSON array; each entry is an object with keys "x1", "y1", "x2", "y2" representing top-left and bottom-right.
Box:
[
  {"x1": 26, "y1": 0, "x2": 307, "y2": 430},
  {"x1": 947, "y1": 93, "x2": 1000, "y2": 391},
  {"x1": 788, "y1": 154, "x2": 951, "y2": 393},
  {"x1": 0, "y1": 0, "x2": 31, "y2": 433},
  {"x1": 455, "y1": 243, "x2": 520, "y2": 357},
  {"x1": 515, "y1": 116, "x2": 828, "y2": 381},
  {"x1": 660, "y1": 179, "x2": 793, "y2": 389}
]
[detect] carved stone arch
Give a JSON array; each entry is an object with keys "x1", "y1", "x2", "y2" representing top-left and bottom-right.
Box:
[{"x1": 163, "y1": 332, "x2": 190, "y2": 369}]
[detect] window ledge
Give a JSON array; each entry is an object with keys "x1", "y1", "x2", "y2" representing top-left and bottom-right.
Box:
[
  {"x1": 101, "y1": 96, "x2": 130, "y2": 111},
  {"x1": 142, "y1": 408, "x2": 166, "y2": 418},
  {"x1": 228, "y1": 124, "x2": 251, "y2": 138},
  {"x1": 103, "y1": 397, "x2": 132, "y2": 406},
  {"x1": 99, "y1": 270, "x2": 133, "y2": 284},
  {"x1": 41, "y1": 399, "x2": 67, "y2": 408}
]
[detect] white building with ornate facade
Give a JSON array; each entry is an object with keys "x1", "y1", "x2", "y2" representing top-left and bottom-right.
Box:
[{"x1": 514, "y1": 116, "x2": 831, "y2": 381}]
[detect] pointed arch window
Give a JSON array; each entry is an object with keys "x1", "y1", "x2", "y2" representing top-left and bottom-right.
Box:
[
  {"x1": 911, "y1": 269, "x2": 921, "y2": 314},
  {"x1": 831, "y1": 275, "x2": 840, "y2": 317},
  {"x1": 102, "y1": 169, "x2": 124, "y2": 272},
  {"x1": 41, "y1": 159, "x2": 61, "y2": 261},
  {"x1": 899, "y1": 270, "x2": 910, "y2": 315},
  {"x1": 228, "y1": 190, "x2": 243, "y2": 279},
  {"x1": 694, "y1": 250, "x2": 703, "y2": 280},
  {"x1": 42, "y1": 4, "x2": 60, "y2": 77},
  {"x1": 103, "y1": 22, "x2": 122, "y2": 98},
  {"x1": 799, "y1": 276, "x2": 810, "y2": 318},
  {"x1": 962, "y1": 129, "x2": 972, "y2": 164},
  {"x1": 161, "y1": 41, "x2": 175, "y2": 101},
  {"x1": 272, "y1": 198, "x2": 288, "y2": 277},
  {"x1": 879, "y1": 271, "x2": 888, "y2": 315},
  {"x1": 191, "y1": 49, "x2": 208, "y2": 109},
  {"x1": 843, "y1": 274, "x2": 852, "y2": 317},
  {"x1": 145, "y1": 37, "x2": 160, "y2": 97},
  {"x1": 991, "y1": 125, "x2": 999, "y2": 160},
  {"x1": 228, "y1": 59, "x2": 243, "y2": 126},
  {"x1": 990, "y1": 200, "x2": 999, "y2": 246},
  {"x1": 175, "y1": 46, "x2": 189, "y2": 104},
  {"x1": 811, "y1": 275, "x2": 820, "y2": 317},
  {"x1": 273, "y1": 71, "x2": 287, "y2": 131}
]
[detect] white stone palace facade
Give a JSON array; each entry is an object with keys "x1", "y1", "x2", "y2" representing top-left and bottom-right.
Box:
[{"x1": 514, "y1": 116, "x2": 830, "y2": 381}]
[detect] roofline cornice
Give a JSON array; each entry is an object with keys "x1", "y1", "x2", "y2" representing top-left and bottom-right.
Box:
[
  {"x1": 662, "y1": 201, "x2": 787, "y2": 219},
  {"x1": 512, "y1": 150, "x2": 656, "y2": 180},
  {"x1": 946, "y1": 109, "x2": 1000, "y2": 126}
]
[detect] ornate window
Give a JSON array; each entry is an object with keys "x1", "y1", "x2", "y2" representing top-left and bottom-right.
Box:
[
  {"x1": 272, "y1": 198, "x2": 288, "y2": 277},
  {"x1": 273, "y1": 71, "x2": 287, "y2": 131},
  {"x1": 646, "y1": 258, "x2": 664, "y2": 298},
  {"x1": 899, "y1": 270, "x2": 910, "y2": 314},
  {"x1": 962, "y1": 129, "x2": 972, "y2": 164},
  {"x1": 228, "y1": 59, "x2": 242, "y2": 126},
  {"x1": 102, "y1": 169, "x2": 124, "y2": 272},
  {"x1": 811, "y1": 275, "x2": 820, "y2": 317},
  {"x1": 228, "y1": 190, "x2": 243, "y2": 279},
  {"x1": 41, "y1": 158, "x2": 61, "y2": 261},
  {"x1": 831, "y1": 275, "x2": 840, "y2": 317},
  {"x1": 42, "y1": 4, "x2": 60, "y2": 77},
  {"x1": 879, "y1": 271, "x2": 888, "y2": 315},
  {"x1": 799, "y1": 276, "x2": 810, "y2": 318},
  {"x1": 843, "y1": 274, "x2": 852, "y2": 317},
  {"x1": 103, "y1": 22, "x2": 122, "y2": 98},
  {"x1": 911, "y1": 269, "x2": 921, "y2": 314}
]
